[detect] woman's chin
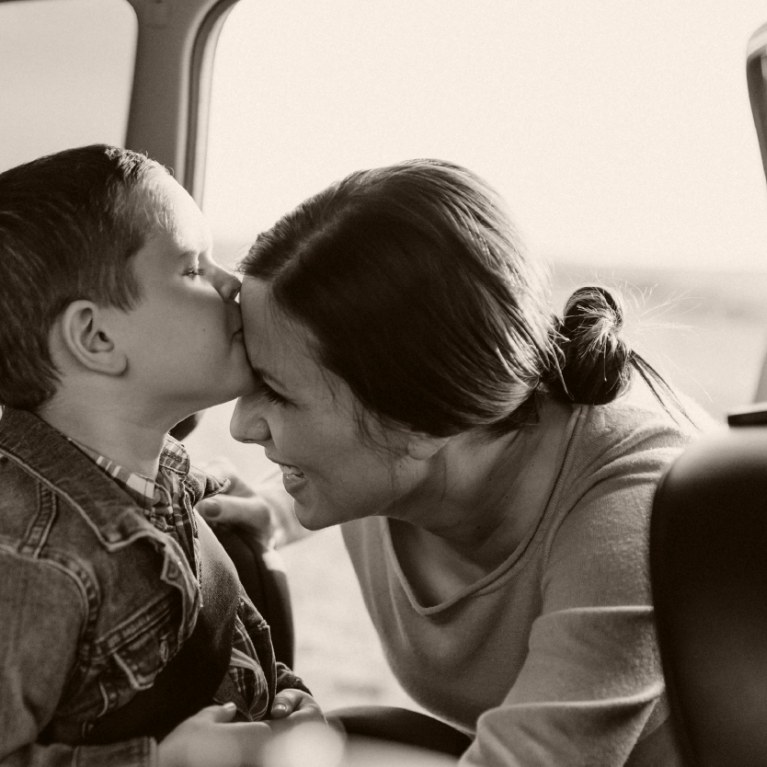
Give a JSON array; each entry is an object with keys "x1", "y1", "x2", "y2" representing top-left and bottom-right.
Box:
[{"x1": 293, "y1": 500, "x2": 337, "y2": 531}]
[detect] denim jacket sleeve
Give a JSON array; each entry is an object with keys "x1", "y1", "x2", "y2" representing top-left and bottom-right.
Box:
[{"x1": 0, "y1": 551, "x2": 156, "y2": 767}]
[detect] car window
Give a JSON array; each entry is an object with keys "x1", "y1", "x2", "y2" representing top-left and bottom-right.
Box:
[
  {"x1": 200, "y1": 0, "x2": 767, "y2": 714},
  {"x1": 0, "y1": 0, "x2": 136, "y2": 170},
  {"x1": 203, "y1": 0, "x2": 767, "y2": 422}
]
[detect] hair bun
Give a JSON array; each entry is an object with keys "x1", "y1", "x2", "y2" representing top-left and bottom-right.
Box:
[
  {"x1": 562, "y1": 285, "x2": 624, "y2": 338},
  {"x1": 553, "y1": 285, "x2": 632, "y2": 405}
]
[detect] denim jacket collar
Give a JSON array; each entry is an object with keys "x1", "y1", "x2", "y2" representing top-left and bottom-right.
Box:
[{"x1": 0, "y1": 407, "x2": 193, "y2": 550}]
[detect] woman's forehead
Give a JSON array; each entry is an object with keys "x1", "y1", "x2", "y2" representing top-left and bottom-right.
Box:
[
  {"x1": 241, "y1": 278, "x2": 290, "y2": 339},
  {"x1": 240, "y1": 278, "x2": 318, "y2": 373},
  {"x1": 239, "y1": 277, "x2": 372, "y2": 418}
]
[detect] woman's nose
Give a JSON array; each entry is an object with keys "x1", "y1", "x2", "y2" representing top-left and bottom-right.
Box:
[
  {"x1": 210, "y1": 266, "x2": 242, "y2": 302},
  {"x1": 230, "y1": 395, "x2": 272, "y2": 445}
]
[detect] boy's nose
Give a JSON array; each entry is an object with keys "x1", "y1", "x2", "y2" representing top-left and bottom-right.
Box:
[
  {"x1": 210, "y1": 266, "x2": 242, "y2": 302},
  {"x1": 230, "y1": 394, "x2": 272, "y2": 445}
]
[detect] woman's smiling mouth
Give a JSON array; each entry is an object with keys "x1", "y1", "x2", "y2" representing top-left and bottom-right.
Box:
[
  {"x1": 278, "y1": 462, "x2": 306, "y2": 494},
  {"x1": 279, "y1": 463, "x2": 304, "y2": 479}
]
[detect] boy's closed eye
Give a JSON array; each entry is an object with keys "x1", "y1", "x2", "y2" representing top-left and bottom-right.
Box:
[{"x1": 180, "y1": 246, "x2": 216, "y2": 279}]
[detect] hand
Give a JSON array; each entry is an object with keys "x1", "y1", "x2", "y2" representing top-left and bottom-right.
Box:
[
  {"x1": 266, "y1": 693, "x2": 340, "y2": 766},
  {"x1": 197, "y1": 459, "x2": 309, "y2": 547},
  {"x1": 271, "y1": 689, "x2": 325, "y2": 728},
  {"x1": 197, "y1": 458, "x2": 277, "y2": 546},
  {"x1": 157, "y1": 702, "x2": 275, "y2": 767}
]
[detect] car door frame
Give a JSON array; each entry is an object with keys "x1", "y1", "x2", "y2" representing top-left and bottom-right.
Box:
[{"x1": 125, "y1": 0, "x2": 239, "y2": 199}]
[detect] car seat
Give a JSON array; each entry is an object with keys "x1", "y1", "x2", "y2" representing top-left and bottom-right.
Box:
[
  {"x1": 650, "y1": 422, "x2": 767, "y2": 766},
  {"x1": 215, "y1": 526, "x2": 296, "y2": 668}
]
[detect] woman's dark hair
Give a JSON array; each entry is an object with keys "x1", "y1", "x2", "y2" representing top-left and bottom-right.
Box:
[
  {"x1": 547, "y1": 284, "x2": 682, "y2": 412},
  {"x1": 241, "y1": 159, "x2": 684, "y2": 437},
  {"x1": 0, "y1": 144, "x2": 168, "y2": 410}
]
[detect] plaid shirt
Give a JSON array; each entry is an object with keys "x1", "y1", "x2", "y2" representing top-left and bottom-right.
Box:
[{"x1": 73, "y1": 437, "x2": 281, "y2": 720}]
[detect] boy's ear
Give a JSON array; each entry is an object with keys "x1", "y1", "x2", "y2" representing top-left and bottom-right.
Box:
[
  {"x1": 57, "y1": 300, "x2": 128, "y2": 375},
  {"x1": 406, "y1": 432, "x2": 450, "y2": 461}
]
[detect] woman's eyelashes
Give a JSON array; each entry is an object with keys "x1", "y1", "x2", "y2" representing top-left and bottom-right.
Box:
[{"x1": 255, "y1": 377, "x2": 289, "y2": 405}]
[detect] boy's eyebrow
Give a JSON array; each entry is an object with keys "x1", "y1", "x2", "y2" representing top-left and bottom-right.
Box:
[{"x1": 177, "y1": 232, "x2": 213, "y2": 258}]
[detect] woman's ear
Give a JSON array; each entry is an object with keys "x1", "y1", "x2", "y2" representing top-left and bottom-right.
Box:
[
  {"x1": 56, "y1": 300, "x2": 128, "y2": 375},
  {"x1": 406, "y1": 432, "x2": 450, "y2": 461}
]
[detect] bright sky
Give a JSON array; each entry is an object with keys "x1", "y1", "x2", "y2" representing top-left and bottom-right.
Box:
[{"x1": 2, "y1": 0, "x2": 767, "y2": 271}]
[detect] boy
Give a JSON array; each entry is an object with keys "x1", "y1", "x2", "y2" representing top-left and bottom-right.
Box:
[{"x1": 0, "y1": 145, "x2": 318, "y2": 766}]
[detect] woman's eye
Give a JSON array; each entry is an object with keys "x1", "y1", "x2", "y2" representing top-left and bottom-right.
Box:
[
  {"x1": 184, "y1": 265, "x2": 204, "y2": 277},
  {"x1": 257, "y1": 379, "x2": 288, "y2": 406}
]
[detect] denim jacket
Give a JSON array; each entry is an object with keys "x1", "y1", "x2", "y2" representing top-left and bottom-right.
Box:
[{"x1": 0, "y1": 408, "x2": 302, "y2": 766}]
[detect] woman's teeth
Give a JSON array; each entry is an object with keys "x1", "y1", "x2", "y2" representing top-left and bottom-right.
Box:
[{"x1": 280, "y1": 463, "x2": 305, "y2": 480}]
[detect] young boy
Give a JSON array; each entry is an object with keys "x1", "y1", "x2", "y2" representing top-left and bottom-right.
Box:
[{"x1": 0, "y1": 145, "x2": 319, "y2": 766}]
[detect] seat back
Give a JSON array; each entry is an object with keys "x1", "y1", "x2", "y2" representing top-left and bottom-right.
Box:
[
  {"x1": 650, "y1": 427, "x2": 767, "y2": 767},
  {"x1": 215, "y1": 527, "x2": 295, "y2": 669}
]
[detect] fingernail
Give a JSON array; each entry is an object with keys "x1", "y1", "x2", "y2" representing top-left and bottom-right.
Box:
[
  {"x1": 223, "y1": 701, "x2": 237, "y2": 711},
  {"x1": 273, "y1": 702, "x2": 287, "y2": 713}
]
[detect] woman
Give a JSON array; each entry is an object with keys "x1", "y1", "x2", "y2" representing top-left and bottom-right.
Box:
[{"x1": 206, "y1": 159, "x2": 698, "y2": 766}]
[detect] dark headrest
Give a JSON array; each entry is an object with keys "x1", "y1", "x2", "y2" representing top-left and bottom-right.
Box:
[{"x1": 650, "y1": 427, "x2": 767, "y2": 767}]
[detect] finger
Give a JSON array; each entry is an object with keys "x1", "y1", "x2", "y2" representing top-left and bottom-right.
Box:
[
  {"x1": 197, "y1": 497, "x2": 222, "y2": 520},
  {"x1": 200, "y1": 457, "x2": 239, "y2": 482},
  {"x1": 200, "y1": 460, "x2": 257, "y2": 499},
  {"x1": 226, "y1": 474, "x2": 258, "y2": 498},
  {"x1": 196, "y1": 701, "x2": 238, "y2": 723},
  {"x1": 200, "y1": 496, "x2": 274, "y2": 535},
  {"x1": 268, "y1": 707, "x2": 328, "y2": 738},
  {"x1": 271, "y1": 689, "x2": 303, "y2": 718},
  {"x1": 287, "y1": 704, "x2": 326, "y2": 724}
]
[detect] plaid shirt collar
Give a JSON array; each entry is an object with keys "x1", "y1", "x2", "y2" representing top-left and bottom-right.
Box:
[{"x1": 70, "y1": 437, "x2": 191, "y2": 520}]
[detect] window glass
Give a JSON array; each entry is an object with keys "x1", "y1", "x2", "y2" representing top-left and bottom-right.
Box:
[
  {"x1": 201, "y1": 0, "x2": 767, "y2": 710},
  {"x1": 205, "y1": 0, "x2": 767, "y2": 419},
  {"x1": 0, "y1": 0, "x2": 136, "y2": 169}
]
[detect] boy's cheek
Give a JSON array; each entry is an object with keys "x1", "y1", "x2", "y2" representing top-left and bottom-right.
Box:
[{"x1": 237, "y1": 371, "x2": 260, "y2": 397}]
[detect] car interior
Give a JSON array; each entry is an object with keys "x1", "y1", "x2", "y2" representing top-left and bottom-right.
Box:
[{"x1": 3, "y1": 0, "x2": 767, "y2": 763}]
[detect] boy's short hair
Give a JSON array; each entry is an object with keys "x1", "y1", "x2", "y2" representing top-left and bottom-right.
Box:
[{"x1": 0, "y1": 144, "x2": 170, "y2": 410}]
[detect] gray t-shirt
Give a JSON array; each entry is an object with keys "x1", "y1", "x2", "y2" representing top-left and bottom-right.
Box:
[{"x1": 342, "y1": 393, "x2": 698, "y2": 766}]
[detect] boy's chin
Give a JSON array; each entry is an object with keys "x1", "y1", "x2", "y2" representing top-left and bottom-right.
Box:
[
  {"x1": 236, "y1": 374, "x2": 261, "y2": 398},
  {"x1": 196, "y1": 375, "x2": 259, "y2": 409},
  {"x1": 166, "y1": 370, "x2": 257, "y2": 423}
]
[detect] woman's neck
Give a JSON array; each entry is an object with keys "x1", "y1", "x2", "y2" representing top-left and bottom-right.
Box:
[{"x1": 393, "y1": 397, "x2": 571, "y2": 573}]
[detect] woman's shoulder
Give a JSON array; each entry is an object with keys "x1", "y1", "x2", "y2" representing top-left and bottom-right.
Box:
[
  {"x1": 541, "y1": 393, "x2": 712, "y2": 581},
  {"x1": 550, "y1": 387, "x2": 717, "y2": 500},
  {"x1": 574, "y1": 381, "x2": 718, "y2": 452}
]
